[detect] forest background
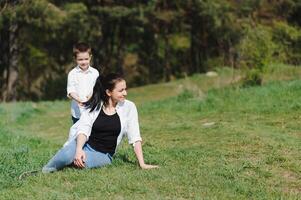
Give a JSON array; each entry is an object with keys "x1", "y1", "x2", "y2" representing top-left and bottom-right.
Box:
[{"x1": 1, "y1": 0, "x2": 301, "y2": 101}]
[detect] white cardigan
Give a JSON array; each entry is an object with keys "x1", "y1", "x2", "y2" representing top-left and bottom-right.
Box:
[{"x1": 63, "y1": 100, "x2": 142, "y2": 151}]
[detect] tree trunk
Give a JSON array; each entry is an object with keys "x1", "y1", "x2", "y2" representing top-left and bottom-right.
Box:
[
  {"x1": 190, "y1": 21, "x2": 200, "y2": 74},
  {"x1": 164, "y1": 35, "x2": 171, "y2": 82},
  {"x1": 3, "y1": 16, "x2": 19, "y2": 102},
  {"x1": 0, "y1": 18, "x2": 9, "y2": 101},
  {"x1": 116, "y1": 19, "x2": 125, "y2": 75}
]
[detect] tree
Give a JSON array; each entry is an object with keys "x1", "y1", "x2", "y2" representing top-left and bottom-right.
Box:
[{"x1": 1, "y1": 0, "x2": 20, "y2": 101}]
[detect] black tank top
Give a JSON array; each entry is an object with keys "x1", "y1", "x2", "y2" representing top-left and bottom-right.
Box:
[{"x1": 87, "y1": 109, "x2": 121, "y2": 156}]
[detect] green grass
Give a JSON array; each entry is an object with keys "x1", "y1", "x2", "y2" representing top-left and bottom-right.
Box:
[{"x1": 1, "y1": 65, "x2": 301, "y2": 199}]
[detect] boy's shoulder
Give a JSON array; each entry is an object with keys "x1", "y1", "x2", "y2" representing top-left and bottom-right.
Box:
[
  {"x1": 89, "y1": 66, "x2": 99, "y2": 74},
  {"x1": 68, "y1": 66, "x2": 99, "y2": 75},
  {"x1": 68, "y1": 66, "x2": 79, "y2": 75}
]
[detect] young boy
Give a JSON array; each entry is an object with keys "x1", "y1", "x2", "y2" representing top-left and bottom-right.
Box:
[{"x1": 67, "y1": 42, "x2": 99, "y2": 124}]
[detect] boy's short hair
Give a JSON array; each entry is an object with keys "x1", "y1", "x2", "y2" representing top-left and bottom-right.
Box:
[{"x1": 73, "y1": 42, "x2": 92, "y2": 58}]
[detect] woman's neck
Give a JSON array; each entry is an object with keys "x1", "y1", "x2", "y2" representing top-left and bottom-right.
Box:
[
  {"x1": 103, "y1": 99, "x2": 118, "y2": 115},
  {"x1": 107, "y1": 98, "x2": 118, "y2": 108}
]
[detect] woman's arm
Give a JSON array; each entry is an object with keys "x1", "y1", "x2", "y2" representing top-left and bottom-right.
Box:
[
  {"x1": 134, "y1": 141, "x2": 159, "y2": 169},
  {"x1": 73, "y1": 134, "x2": 87, "y2": 168}
]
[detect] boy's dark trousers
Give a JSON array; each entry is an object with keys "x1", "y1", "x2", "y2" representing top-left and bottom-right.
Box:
[{"x1": 72, "y1": 116, "x2": 79, "y2": 124}]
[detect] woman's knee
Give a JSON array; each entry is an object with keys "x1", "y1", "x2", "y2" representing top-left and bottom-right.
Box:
[
  {"x1": 54, "y1": 143, "x2": 76, "y2": 164},
  {"x1": 85, "y1": 153, "x2": 112, "y2": 169}
]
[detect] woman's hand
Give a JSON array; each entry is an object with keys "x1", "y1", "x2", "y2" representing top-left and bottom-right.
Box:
[
  {"x1": 74, "y1": 134, "x2": 87, "y2": 168},
  {"x1": 140, "y1": 163, "x2": 159, "y2": 170},
  {"x1": 74, "y1": 149, "x2": 86, "y2": 168},
  {"x1": 133, "y1": 141, "x2": 159, "y2": 170}
]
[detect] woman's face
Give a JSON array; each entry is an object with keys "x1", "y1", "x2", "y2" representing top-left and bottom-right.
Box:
[{"x1": 107, "y1": 80, "x2": 127, "y2": 103}]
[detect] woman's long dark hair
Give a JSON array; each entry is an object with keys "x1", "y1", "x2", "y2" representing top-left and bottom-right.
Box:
[{"x1": 84, "y1": 73, "x2": 124, "y2": 112}]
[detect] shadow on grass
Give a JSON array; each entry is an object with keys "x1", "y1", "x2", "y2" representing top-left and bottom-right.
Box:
[{"x1": 112, "y1": 153, "x2": 136, "y2": 165}]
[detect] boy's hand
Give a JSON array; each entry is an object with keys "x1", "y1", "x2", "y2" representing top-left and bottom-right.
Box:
[
  {"x1": 77, "y1": 101, "x2": 84, "y2": 106},
  {"x1": 86, "y1": 94, "x2": 92, "y2": 101}
]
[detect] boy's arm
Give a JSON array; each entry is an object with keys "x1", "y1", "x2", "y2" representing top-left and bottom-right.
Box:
[
  {"x1": 67, "y1": 72, "x2": 83, "y2": 104},
  {"x1": 68, "y1": 92, "x2": 84, "y2": 105}
]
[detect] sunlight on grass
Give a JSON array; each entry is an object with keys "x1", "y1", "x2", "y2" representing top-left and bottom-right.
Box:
[{"x1": 1, "y1": 66, "x2": 301, "y2": 199}]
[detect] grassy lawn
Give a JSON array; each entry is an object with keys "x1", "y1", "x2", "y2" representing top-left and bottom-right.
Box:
[{"x1": 0, "y1": 65, "x2": 301, "y2": 199}]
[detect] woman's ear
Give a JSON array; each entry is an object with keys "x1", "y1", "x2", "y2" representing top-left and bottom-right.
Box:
[{"x1": 106, "y1": 89, "x2": 111, "y2": 97}]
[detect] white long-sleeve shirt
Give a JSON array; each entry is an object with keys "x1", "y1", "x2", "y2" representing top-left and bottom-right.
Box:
[
  {"x1": 67, "y1": 66, "x2": 99, "y2": 118},
  {"x1": 64, "y1": 99, "x2": 142, "y2": 152}
]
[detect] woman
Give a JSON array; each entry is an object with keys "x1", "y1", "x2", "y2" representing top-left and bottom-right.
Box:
[{"x1": 42, "y1": 73, "x2": 158, "y2": 173}]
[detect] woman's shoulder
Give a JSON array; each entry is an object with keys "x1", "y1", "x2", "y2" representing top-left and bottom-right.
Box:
[
  {"x1": 122, "y1": 99, "x2": 136, "y2": 106},
  {"x1": 89, "y1": 66, "x2": 99, "y2": 74},
  {"x1": 81, "y1": 107, "x2": 101, "y2": 119},
  {"x1": 117, "y1": 99, "x2": 137, "y2": 110}
]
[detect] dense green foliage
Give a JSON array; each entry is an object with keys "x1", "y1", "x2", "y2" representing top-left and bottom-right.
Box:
[
  {"x1": 1, "y1": 0, "x2": 301, "y2": 100},
  {"x1": 0, "y1": 66, "x2": 301, "y2": 199}
]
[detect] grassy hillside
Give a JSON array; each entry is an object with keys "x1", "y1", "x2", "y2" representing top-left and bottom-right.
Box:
[{"x1": 1, "y1": 65, "x2": 301, "y2": 199}]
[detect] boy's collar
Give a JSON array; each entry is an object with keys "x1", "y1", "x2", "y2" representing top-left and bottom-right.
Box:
[{"x1": 76, "y1": 66, "x2": 92, "y2": 73}]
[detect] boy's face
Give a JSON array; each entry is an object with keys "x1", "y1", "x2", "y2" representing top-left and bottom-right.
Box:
[{"x1": 75, "y1": 52, "x2": 91, "y2": 71}]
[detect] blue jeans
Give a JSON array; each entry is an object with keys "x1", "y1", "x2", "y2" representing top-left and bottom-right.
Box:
[{"x1": 42, "y1": 140, "x2": 112, "y2": 173}]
